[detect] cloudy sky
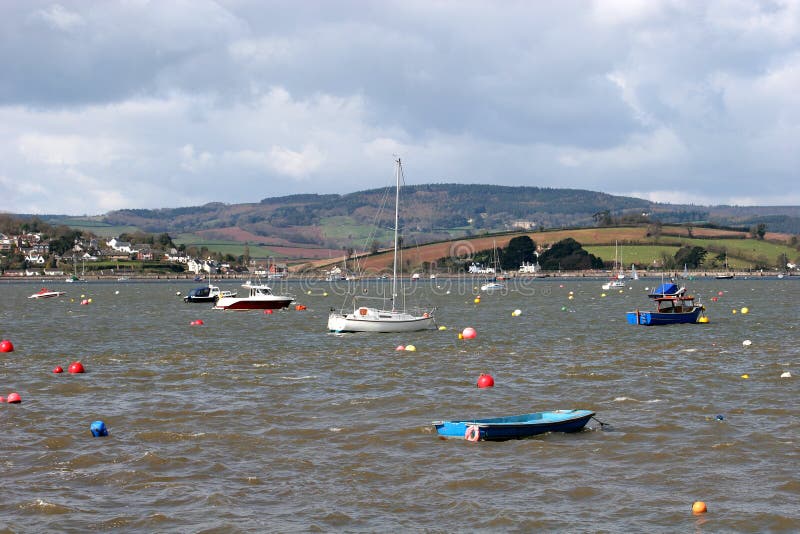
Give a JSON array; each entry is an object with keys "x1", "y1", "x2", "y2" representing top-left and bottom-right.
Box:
[{"x1": 1, "y1": 0, "x2": 799, "y2": 215}]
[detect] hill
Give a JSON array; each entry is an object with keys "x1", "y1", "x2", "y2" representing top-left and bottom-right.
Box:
[{"x1": 33, "y1": 184, "x2": 800, "y2": 261}]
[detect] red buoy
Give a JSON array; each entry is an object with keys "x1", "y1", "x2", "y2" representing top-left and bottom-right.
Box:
[
  {"x1": 477, "y1": 373, "x2": 495, "y2": 388},
  {"x1": 53, "y1": 365, "x2": 64, "y2": 374},
  {"x1": 7, "y1": 392, "x2": 21, "y2": 403},
  {"x1": 461, "y1": 327, "x2": 477, "y2": 339},
  {"x1": 68, "y1": 361, "x2": 85, "y2": 374},
  {"x1": 0, "y1": 339, "x2": 14, "y2": 353},
  {"x1": 264, "y1": 309, "x2": 273, "y2": 314},
  {"x1": 191, "y1": 319, "x2": 204, "y2": 326}
]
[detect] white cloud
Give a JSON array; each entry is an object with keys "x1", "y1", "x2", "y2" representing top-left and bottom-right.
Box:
[
  {"x1": 16, "y1": 133, "x2": 125, "y2": 166},
  {"x1": 34, "y1": 3, "x2": 84, "y2": 31},
  {"x1": 0, "y1": 1, "x2": 798, "y2": 214}
]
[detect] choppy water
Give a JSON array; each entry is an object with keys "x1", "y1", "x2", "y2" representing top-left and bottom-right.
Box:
[{"x1": 1, "y1": 277, "x2": 798, "y2": 532}]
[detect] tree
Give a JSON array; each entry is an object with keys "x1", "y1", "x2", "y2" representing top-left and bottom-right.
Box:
[
  {"x1": 673, "y1": 246, "x2": 707, "y2": 268},
  {"x1": 646, "y1": 220, "x2": 663, "y2": 239},
  {"x1": 593, "y1": 210, "x2": 612, "y2": 226},
  {"x1": 538, "y1": 238, "x2": 603, "y2": 270},
  {"x1": 750, "y1": 223, "x2": 767, "y2": 240},
  {"x1": 500, "y1": 235, "x2": 536, "y2": 270}
]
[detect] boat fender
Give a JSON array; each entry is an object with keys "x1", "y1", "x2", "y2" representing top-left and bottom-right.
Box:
[
  {"x1": 465, "y1": 425, "x2": 480, "y2": 442},
  {"x1": 359, "y1": 307, "x2": 368, "y2": 316}
]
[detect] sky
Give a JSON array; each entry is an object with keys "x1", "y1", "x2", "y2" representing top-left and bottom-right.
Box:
[{"x1": 1, "y1": 0, "x2": 799, "y2": 216}]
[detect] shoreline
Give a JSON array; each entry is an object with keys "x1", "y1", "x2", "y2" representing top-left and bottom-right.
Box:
[{"x1": 0, "y1": 270, "x2": 793, "y2": 283}]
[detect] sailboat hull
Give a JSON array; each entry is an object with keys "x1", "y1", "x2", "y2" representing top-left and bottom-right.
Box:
[{"x1": 328, "y1": 311, "x2": 435, "y2": 333}]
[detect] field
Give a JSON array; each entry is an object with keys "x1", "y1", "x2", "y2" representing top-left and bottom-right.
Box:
[{"x1": 314, "y1": 225, "x2": 798, "y2": 273}]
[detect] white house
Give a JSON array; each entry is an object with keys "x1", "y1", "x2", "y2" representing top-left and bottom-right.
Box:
[
  {"x1": 25, "y1": 253, "x2": 46, "y2": 264},
  {"x1": 107, "y1": 238, "x2": 136, "y2": 254}
]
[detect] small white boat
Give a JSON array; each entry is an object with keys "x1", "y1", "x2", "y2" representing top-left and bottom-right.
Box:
[
  {"x1": 480, "y1": 281, "x2": 506, "y2": 291},
  {"x1": 602, "y1": 279, "x2": 626, "y2": 290},
  {"x1": 28, "y1": 287, "x2": 66, "y2": 299},
  {"x1": 214, "y1": 281, "x2": 293, "y2": 310}
]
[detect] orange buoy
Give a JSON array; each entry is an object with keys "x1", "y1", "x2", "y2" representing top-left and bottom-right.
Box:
[
  {"x1": 0, "y1": 339, "x2": 14, "y2": 353},
  {"x1": 7, "y1": 392, "x2": 22, "y2": 403},
  {"x1": 53, "y1": 366, "x2": 64, "y2": 374},
  {"x1": 477, "y1": 373, "x2": 494, "y2": 388},
  {"x1": 68, "y1": 361, "x2": 85, "y2": 374},
  {"x1": 692, "y1": 501, "x2": 707, "y2": 514}
]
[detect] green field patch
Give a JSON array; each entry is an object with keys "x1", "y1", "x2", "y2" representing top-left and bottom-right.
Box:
[
  {"x1": 173, "y1": 233, "x2": 277, "y2": 258},
  {"x1": 320, "y1": 216, "x2": 394, "y2": 245}
]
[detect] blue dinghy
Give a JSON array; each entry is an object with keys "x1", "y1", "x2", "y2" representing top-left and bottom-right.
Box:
[{"x1": 433, "y1": 409, "x2": 595, "y2": 442}]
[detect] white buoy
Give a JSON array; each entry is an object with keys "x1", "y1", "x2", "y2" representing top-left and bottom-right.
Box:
[
  {"x1": 780, "y1": 371, "x2": 791, "y2": 378},
  {"x1": 742, "y1": 339, "x2": 752, "y2": 346}
]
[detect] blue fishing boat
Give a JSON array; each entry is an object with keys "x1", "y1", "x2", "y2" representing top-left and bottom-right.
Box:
[
  {"x1": 433, "y1": 409, "x2": 595, "y2": 441},
  {"x1": 627, "y1": 293, "x2": 705, "y2": 325}
]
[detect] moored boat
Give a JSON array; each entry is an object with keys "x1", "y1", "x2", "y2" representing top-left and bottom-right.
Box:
[
  {"x1": 214, "y1": 282, "x2": 293, "y2": 310},
  {"x1": 433, "y1": 409, "x2": 595, "y2": 441},
  {"x1": 627, "y1": 293, "x2": 705, "y2": 325},
  {"x1": 328, "y1": 158, "x2": 435, "y2": 333},
  {"x1": 184, "y1": 283, "x2": 236, "y2": 303},
  {"x1": 28, "y1": 287, "x2": 66, "y2": 299}
]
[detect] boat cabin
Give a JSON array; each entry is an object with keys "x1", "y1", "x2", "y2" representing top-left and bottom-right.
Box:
[{"x1": 655, "y1": 295, "x2": 696, "y2": 314}]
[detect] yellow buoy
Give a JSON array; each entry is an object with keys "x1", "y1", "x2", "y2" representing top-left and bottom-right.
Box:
[
  {"x1": 741, "y1": 307, "x2": 749, "y2": 314},
  {"x1": 697, "y1": 316, "x2": 709, "y2": 323},
  {"x1": 568, "y1": 295, "x2": 574, "y2": 300},
  {"x1": 438, "y1": 325, "x2": 447, "y2": 331},
  {"x1": 474, "y1": 298, "x2": 480, "y2": 304},
  {"x1": 601, "y1": 293, "x2": 607, "y2": 297},
  {"x1": 741, "y1": 374, "x2": 749, "y2": 379},
  {"x1": 692, "y1": 501, "x2": 707, "y2": 515},
  {"x1": 732, "y1": 309, "x2": 737, "y2": 314},
  {"x1": 458, "y1": 333, "x2": 464, "y2": 340},
  {"x1": 405, "y1": 344, "x2": 416, "y2": 352}
]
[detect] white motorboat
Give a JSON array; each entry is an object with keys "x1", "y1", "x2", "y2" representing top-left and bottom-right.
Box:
[{"x1": 214, "y1": 281, "x2": 293, "y2": 310}]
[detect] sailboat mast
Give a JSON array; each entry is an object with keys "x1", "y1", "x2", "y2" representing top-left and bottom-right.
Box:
[{"x1": 392, "y1": 158, "x2": 401, "y2": 306}]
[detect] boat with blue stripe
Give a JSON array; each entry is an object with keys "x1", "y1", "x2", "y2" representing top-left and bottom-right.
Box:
[{"x1": 433, "y1": 409, "x2": 595, "y2": 441}]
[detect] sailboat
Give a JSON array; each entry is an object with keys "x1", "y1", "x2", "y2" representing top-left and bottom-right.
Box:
[
  {"x1": 715, "y1": 252, "x2": 734, "y2": 279},
  {"x1": 327, "y1": 159, "x2": 436, "y2": 333},
  {"x1": 602, "y1": 241, "x2": 625, "y2": 290},
  {"x1": 631, "y1": 264, "x2": 639, "y2": 280},
  {"x1": 66, "y1": 258, "x2": 86, "y2": 283},
  {"x1": 480, "y1": 240, "x2": 506, "y2": 291}
]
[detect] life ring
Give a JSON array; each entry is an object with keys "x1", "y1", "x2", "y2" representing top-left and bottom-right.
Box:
[
  {"x1": 358, "y1": 307, "x2": 368, "y2": 316},
  {"x1": 465, "y1": 425, "x2": 480, "y2": 442},
  {"x1": 423, "y1": 313, "x2": 429, "y2": 318}
]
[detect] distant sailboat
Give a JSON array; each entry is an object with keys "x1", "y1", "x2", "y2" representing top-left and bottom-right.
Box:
[
  {"x1": 631, "y1": 264, "x2": 639, "y2": 280},
  {"x1": 602, "y1": 241, "x2": 626, "y2": 290}
]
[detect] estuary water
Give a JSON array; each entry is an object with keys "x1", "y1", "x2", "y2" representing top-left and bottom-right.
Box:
[{"x1": 1, "y1": 277, "x2": 798, "y2": 532}]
